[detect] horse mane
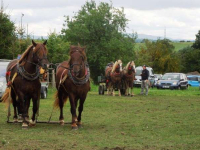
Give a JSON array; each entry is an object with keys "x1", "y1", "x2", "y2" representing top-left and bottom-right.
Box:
[
  {"x1": 69, "y1": 45, "x2": 87, "y2": 62},
  {"x1": 124, "y1": 61, "x2": 136, "y2": 74},
  {"x1": 19, "y1": 45, "x2": 33, "y2": 65},
  {"x1": 111, "y1": 60, "x2": 122, "y2": 73}
]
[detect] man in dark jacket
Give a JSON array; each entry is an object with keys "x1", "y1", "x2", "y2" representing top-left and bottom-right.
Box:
[{"x1": 140, "y1": 65, "x2": 149, "y2": 95}]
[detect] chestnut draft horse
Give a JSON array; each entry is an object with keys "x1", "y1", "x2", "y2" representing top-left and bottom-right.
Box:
[
  {"x1": 108, "y1": 60, "x2": 123, "y2": 96},
  {"x1": 123, "y1": 61, "x2": 136, "y2": 96},
  {"x1": 2, "y1": 40, "x2": 49, "y2": 128},
  {"x1": 54, "y1": 45, "x2": 90, "y2": 130},
  {"x1": 105, "y1": 63, "x2": 113, "y2": 95}
]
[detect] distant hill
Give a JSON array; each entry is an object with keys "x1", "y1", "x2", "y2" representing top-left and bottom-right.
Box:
[
  {"x1": 136, "y1": 34, "x2": 194, "y2": 43},
  {"x1": 135, "y1": 42, "x2": 193, "y2": 51}
]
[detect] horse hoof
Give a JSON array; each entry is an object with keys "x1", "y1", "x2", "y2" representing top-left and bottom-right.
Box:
[
  {"x1": 22, "y1": 123, "x2": 28, "y2": 129},
  {"x1": 78, "y1": 124, "x2": 83, "y2": 128},
  {"x1": 72, "y1": 126, "x2": 78, "y2": 130},
  {"x1": 13, "y1": 118, "x2": 18, "y2": 123},
  {"x1": 29, "y1": 120, "x2": 36, "y2": 127},
  {"x1": 60, "y1": 120, "x2": 65, "y2": 126},
  {"x1": 77, "y1": 122, "x2": 83, "y2": 128},
  {"x1": 18, "y1": 116, "x2": 23, "y2": 123}
]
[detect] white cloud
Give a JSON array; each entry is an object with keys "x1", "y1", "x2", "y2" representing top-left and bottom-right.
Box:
[
  {"x1": 125, "y1": 8, "x2": 200, "y2": 40},
  {"x1": 3, "y1": 0, "x2": 200, "y2": 40}
]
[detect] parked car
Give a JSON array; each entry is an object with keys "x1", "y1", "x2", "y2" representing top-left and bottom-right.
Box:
[
  {"x1": 187, "y1": 75, "x2": 200, "y2": 87},
  {"x1": 156, "y1": 73, "x2": 188, "y2": 90},
  {"x1": 154, "y1": 74, "x2": 163, "y2": 86},
  {"x1": 0, "y1": 59, "x2": 11, "y2": 100},
  {"x1": 134, "y1": 66, "x2": 155, "y2": 87}
]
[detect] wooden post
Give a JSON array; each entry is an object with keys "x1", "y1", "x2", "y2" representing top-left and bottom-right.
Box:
[{"x1": 52, "y1": 69, "x2": 56, "y2": 88}]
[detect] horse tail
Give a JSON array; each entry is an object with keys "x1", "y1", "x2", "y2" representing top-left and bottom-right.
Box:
[
  {"x1": 54, "y1": 91, "x2": 68, "y2": 109},
  {"x1": 1, "y1": 87, "x2": 13, "y2": 108}
]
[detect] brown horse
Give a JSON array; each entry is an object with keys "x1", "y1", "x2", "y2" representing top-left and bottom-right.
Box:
[
  {"x1": 123, "y1": 61, "x2": 136, "y2": 96},
  {"x1": 2, "y1": 40, "x2": 48, "y2": 128},
  {"x1": 54, "y1": 45, "x2": 90, "y2": 130},
  {"x1": 109, "y1": 60, "x2": 123, "y2": 96}
]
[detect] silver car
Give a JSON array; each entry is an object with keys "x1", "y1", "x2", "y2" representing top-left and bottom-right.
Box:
[{"x1": 0, "y1": 60, "x2": 10, "y2": 100}]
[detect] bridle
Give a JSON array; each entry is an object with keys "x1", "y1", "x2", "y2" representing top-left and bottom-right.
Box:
[
  {"x1": 70, "y1": 50, "x2": 85, "y2": 76},
  {"x1": 29, "y1": 45, "x2": 48, "y2": 67}
]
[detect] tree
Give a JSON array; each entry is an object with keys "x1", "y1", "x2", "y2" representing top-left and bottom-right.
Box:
[
  {"x1": 192, "y1": 30, "x2": 200, "y2": 49},
  {"x1": 135, "y1": 39, "x2": 180, "y2": 74},
  {"x1": 62, "y1": 0, "x2": 136, "y2": 83},
  {"x1": 0, "y1": 7, "x2": 18, "y2": 59},
  {"x1": 178, "y1": 47, "x2": 200, "y2": 73},
  {"x1": 47, "y1": 32, "x2": 70, "y2": 63}
]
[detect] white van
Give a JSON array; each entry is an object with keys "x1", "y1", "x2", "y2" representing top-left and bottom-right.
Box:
[{"x1": 133, "y1": 66, "x2": 155, "y2": 87}]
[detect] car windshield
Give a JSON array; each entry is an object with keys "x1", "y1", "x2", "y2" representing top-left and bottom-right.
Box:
[
  {"x1": 135, "y1": 69, "x2": 142, "y2": 76},
  {"x1": 187, "y1": 77, "x2": 198, "y2": 81},
  {"x1": 135, "y1": 68, "x2": 153, "y2": 76},
  {"x1": 162, "y1": 74, "x2": 180, "y2": 80}
]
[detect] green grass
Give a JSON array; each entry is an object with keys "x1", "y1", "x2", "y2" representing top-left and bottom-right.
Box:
[
  {"x1": 135, "y1": 42, "x2": 193, "y2": 51},
  {"x1": 171, "y1": 42, "x2": 193, "y2": 51},
  {"x1": 0, "y1": 86, "x2": 200, "y2": 149}
]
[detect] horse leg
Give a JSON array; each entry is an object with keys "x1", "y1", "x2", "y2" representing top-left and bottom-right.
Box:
[
  {"x1": 17, "y1": 92, "x2": 29, "y2": 128},
  {"x1": 128, "y1": 83, "x2": 130, "y2": 96},
  {"x1": 69, "y1": 94, "x2": 78, "y2": 130},
  {"x1": 112, "y1": 83, "x2": 115, "y2": 96},
  {"x1": 118, "y1": 82, "x2": 121, "y2": 96},
  {"x1": 125, "y1": 81, "x2": 128, "y2": 96},
  {"x1": 29, "y1": 92, "x2": 40, "y2": 127},
  {"x1": 24, "y1": 96, "x2": 31, "y2": 123},
  {"x1": 58, "y1": 89, "x2": 66, "y2": 125},
  {"x1": 131, "y1": 82, "x2": 134, "y2": 97},
  {"x1": 11, "y1": 90, "x2": 18, "y2": 122},
  {"x1": 77, "y1": 95, "x2": 86, "y2": 128},
  {"x1": 70, "y1": 97, "x2": 78, "y2": 123}
]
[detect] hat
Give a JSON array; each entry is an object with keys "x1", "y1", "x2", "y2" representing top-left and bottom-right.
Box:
[{"x1": 143, "y1": 65, "x2": 146, "y2": 67}]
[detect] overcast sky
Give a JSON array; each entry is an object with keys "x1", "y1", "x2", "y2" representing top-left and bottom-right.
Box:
[{"x1": 3, "y1": 0, "x2": 200, "y2": 40}]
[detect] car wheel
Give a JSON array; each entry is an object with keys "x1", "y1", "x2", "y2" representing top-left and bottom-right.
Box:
[
  {"x1": 102, "y1": 85, "x2": 105, "y2": 95},
  {"x1": 98, "y1": 85, "x2": 103, "y2": 95},
  {"x1": 41, "y1": 89, "x2": 47, "y2": 99}
]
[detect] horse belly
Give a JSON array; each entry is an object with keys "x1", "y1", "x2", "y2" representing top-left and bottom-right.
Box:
[{"x1": 13, "y1": 77, "x2": 41, "y2": 96}]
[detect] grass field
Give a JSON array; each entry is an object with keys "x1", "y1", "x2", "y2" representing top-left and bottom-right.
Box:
[
  {"x1": 0, "y1": 86, "x2": 200, "y2": 149},
  {"x1": 135, "y1": 42, "x2": 193, "y2": 51}
]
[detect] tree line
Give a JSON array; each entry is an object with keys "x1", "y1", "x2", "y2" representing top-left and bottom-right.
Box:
[{"x1": 1, "y1": 0, "x2": 200, "y2": 83}]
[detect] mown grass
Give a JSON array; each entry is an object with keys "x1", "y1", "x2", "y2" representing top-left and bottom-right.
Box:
[
  {"x1": 135, "y1": 42, "x2": 193, "y2": 51},
  {"x1": 0, "y1": 86, "x2": 200, "y2": 149}
]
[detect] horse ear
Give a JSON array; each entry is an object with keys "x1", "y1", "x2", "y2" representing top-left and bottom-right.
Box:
[
  {"x1": 43, "y1": 40, "x2": 47, "y2": 45},
  {"x1": 32, "y1": 40, "x2": 37, "y2": 47}
]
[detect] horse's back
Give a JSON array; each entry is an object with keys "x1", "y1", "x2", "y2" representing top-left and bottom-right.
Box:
[
  {"x1": 6, "y1": 59, "x2": 18, "y2": 82},
  {"x1": 105, "y1": 67, "x2": 112, "y2": 78},
  {"x1": 7, "y1": 59, "x2": 18, "y2": 71},
  {"x1": 56, "y1": 61, "x2": 69, "y2": 89}
]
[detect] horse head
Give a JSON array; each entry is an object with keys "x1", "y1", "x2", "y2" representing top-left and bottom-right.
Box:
[
  {"x1": 69, "y1": 45, "x2": 86, "y2": 77},
  {"x1": 31, "y1": 40, "x2": 49, "y2": 69},
  {"x1": 128, "y1": 61, "x2": 135, "y2": 73},
  {"x1": 112, "y1": 60, "x2": 122, "y2": 73}
]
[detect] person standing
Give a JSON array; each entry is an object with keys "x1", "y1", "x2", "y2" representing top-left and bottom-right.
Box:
[{"x1": 140, "y1": 65, "x2": 149, "y2": 95}]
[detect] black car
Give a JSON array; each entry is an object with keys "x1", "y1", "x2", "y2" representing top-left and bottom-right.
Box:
[{"x1": 156, "y1": 73, "x2": 188, "y2": 90}]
